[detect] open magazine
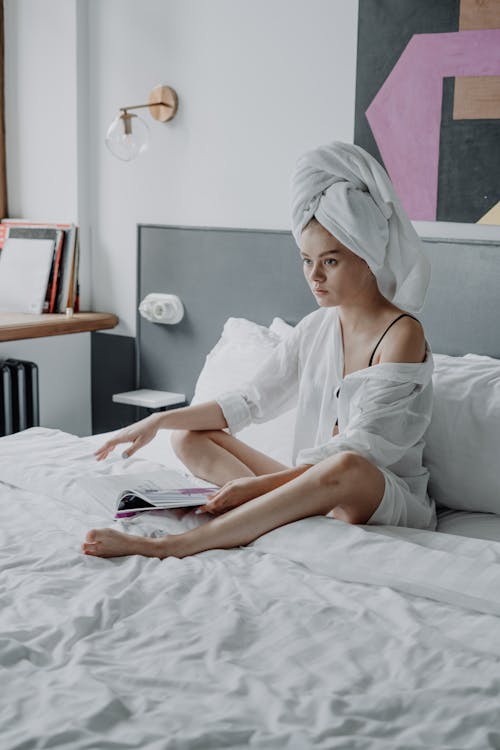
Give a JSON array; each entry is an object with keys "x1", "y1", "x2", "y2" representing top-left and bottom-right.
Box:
[
  {"x1": 78, "y1": 470, "x2": 218, "y2": 518},
  {"x1": 115, "y1": 486, "x2": 219, "y2": 518}
]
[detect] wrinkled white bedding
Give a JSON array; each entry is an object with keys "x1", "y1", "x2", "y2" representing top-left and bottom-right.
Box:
[{"x1": 2, "y1": 427, "x2": 500, "y2": 749}]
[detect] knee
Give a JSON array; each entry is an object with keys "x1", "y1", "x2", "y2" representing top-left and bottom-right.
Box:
[
  {"x1": 317, "y1": 451, "x2": 366, "y2": 487},
  {"x1": 170, "y1": 428, "x2": 224, "y2": 459},
  {"x1": 319, "y1": 452, "x2": 382, "y2": 525},
  {"x1": 170, "y1": 429, "x2": 197, "y2": 459}
]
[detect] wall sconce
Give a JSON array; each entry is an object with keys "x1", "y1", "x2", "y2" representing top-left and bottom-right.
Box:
[{"x1": 105, "y1": 84, "x2": 178, "y2": 162}]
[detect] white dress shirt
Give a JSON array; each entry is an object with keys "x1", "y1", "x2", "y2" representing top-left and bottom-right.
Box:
[{"x1": 216, "y1": 307, "x2": 434, "y2": 506}]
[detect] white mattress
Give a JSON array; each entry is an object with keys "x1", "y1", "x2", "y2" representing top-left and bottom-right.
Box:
[{"x1": 2, "y1": 427, "x2": 500, "y2": 749}]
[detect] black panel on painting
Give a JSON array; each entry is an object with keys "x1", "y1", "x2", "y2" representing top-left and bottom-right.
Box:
[
  {"x1": 437, "y1": 77, "x2": 500, "y2": 223},
  {"x1": 355, "y1": 0, "x2": 461, "y2": 167}
]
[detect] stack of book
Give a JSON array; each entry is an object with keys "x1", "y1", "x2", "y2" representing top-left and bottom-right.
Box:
[{"x1": 0, "y1": 219, "x2": 80, "y2": 313}]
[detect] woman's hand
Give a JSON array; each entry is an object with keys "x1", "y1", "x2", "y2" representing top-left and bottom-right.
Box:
[
  {"x1": 197, "y1": 465, "x2": 312, "y2": 516},
  {"x1": 94, "y1": 413, "x2": 161, "y2": 461},
  {"x1": 197, "y1": 475, "x2": 274, "y2": 516}
]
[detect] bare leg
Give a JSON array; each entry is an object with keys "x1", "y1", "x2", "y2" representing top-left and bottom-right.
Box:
[
  {"x1": 171, "y1": 429, "x2": 288, "y2": 486},
  {"x1": 82, "y1": 452, "x2": 385, "y2": 559}
]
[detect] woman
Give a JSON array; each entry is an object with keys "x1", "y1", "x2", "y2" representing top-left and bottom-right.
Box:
[{"x1": 82, "y1": 142, "x2": 436, "y2": 559}]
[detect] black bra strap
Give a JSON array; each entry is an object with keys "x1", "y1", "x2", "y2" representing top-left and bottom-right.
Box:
[{"x1": 368, "y1": 313, "x2": 418, "y2": 367}]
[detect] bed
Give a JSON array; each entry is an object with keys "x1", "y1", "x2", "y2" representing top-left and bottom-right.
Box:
[{"x1": 3, "y1": 225, "x2": 500, "y2": 749}]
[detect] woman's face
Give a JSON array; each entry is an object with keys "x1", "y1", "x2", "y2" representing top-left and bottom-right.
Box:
[{"x1": 300, "y1": 219, "x2": 375, "y2": 307}]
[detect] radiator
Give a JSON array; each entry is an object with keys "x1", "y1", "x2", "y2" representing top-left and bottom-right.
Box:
[{"x1": 0, "y1": 359, "x2": 40, "y2": 436}]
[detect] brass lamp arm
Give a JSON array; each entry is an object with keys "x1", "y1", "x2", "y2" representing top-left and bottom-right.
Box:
[
  {"x1": 120, "y1": 102, "x2": 171, "y2": 113},
  {"x1": 119, "y1": 85, "x2": 178, "y2": 123}
]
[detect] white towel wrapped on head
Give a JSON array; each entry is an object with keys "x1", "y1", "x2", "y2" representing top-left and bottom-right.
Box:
[{"x1": 290, "y1": 141, "x2": 430, "y2": 314}]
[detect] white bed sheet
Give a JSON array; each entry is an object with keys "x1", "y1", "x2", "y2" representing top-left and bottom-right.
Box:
[{"x1": 2, "y1": 427, "x2": 500, "y2": 749}]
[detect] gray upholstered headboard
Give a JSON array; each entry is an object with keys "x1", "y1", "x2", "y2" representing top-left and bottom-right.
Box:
[
  {"x1": 419, "y1": 236, "x2": 500, "y2": 357},
  {"x1": 136, "y1": 225, "x2": 500, "y2": 400}
]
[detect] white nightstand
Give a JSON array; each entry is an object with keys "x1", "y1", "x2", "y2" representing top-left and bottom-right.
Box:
[{"x1": 113, "y1": 389, "x2": 186, "y2": 411}]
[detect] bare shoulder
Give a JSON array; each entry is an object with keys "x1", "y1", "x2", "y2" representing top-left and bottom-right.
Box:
[{"x1": 377, "y1": 315, "x2": 426, "y2": 365}]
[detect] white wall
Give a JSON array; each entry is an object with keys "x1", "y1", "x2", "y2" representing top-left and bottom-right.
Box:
[
  {"x1": 3, "y1": 0, "x2": 92, "y2": 435},
  {"x1": 0, "y1": 334, "x2": 91, "y2": 434},
  {"x1": 5, "y1": 0, "x2": 78, "y2": 219},
  {"x1": 4, "y1": 0, "x2": 359, "y2": 433},
  {"x1": 87, "y1": 0, "x2": 359, "y2": 336}
]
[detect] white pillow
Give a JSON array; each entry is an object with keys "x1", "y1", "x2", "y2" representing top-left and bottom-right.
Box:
[
  {"x1": 269, "y1": 316, "x2": 295, "y2": 339},
  {"x1": 424, "y1": 353, "x2": 500, "y2": 513},
  {"x1": 192, "y1": 317, "x2": 281, "y2": 400},
  {"x1": 437, "y1": 508, "x2": 500, "y2": 542},
  {"x1": 192, "y1": 317, "x2": 296, "y2": 466}
]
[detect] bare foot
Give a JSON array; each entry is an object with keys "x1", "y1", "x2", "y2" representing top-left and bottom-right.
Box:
[{"x1": 82, "y1": 528, "x2": 167, "y2": 559}]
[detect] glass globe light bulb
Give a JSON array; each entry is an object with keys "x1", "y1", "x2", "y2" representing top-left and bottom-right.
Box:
[{"x1": 105, "y1": 112, "x2": 150, "y2": 161}]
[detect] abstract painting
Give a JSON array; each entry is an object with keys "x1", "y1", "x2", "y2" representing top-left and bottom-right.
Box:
[{"x1": 354, "y1": 0, "x2": 500, "y2": 223}]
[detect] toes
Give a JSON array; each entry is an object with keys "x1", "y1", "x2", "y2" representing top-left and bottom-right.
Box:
[
  {"x1": 81, "y1": 541, "x2": 98, "y2": 555},
  {"x1": 81, "y1": 528, "x2": 140, "y2": 558}
]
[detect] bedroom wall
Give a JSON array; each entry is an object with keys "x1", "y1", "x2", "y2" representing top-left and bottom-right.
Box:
[
  {"x1": 3, "y1": 0, "x2": 360, "y2": 434},
  {"x1": 2, "y1": 0, "x2": 92, "y2": 435},
  {"x1": 86, "y1": 0, "x2": 359, "y2": 337}
]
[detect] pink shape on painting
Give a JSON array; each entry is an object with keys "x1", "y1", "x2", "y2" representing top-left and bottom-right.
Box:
[{"x1": 366, "y1": 29, "x2": 500, "y2": 220}]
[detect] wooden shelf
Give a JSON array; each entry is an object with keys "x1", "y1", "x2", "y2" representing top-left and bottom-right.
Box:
[{"x1": 0, "y1": 312, "x2": 119, "y2": 342}]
